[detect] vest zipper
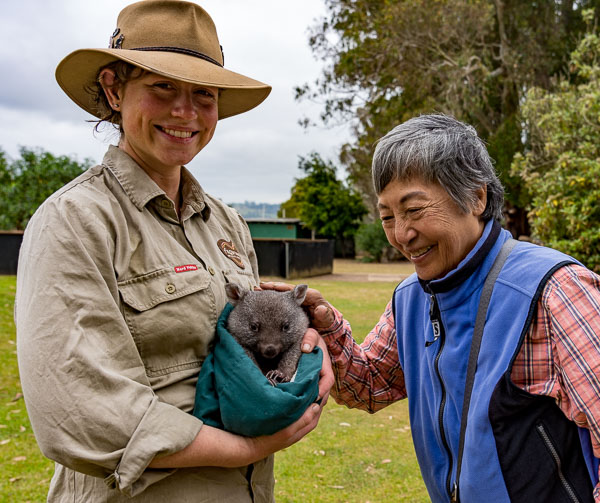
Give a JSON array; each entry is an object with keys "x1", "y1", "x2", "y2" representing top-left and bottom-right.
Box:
[
  {"x1": 535, "y1": 423, "x2": 582, "y2": 503},
  {"x1": 429, "y1": 293, "x2": 454, "y2": 498}
]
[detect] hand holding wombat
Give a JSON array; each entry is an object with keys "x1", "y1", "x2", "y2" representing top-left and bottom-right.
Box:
[{"x1": 225, "y1": 283, "x2": 309, "y2": 386}]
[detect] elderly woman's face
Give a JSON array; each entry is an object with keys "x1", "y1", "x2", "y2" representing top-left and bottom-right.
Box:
[
  {"x1": 378, "y1": 178, "x2": 486, "y2": 281},
  {"x1": 107, "y1": 71, "x2": 219, "y2": 174}
]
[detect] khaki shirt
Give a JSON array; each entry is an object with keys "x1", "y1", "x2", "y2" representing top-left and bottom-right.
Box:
[{"x1": 15, "y1": 146, "x2": 274, "y2": 501}]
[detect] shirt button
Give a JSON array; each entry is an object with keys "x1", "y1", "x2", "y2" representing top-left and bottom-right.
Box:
[
  {"x1": 165, "y1": 283, "x2": 176, "y2": 294},
  {"x1": 208, "y1": 266, "x2": 215, "y2": 275},
  {"x1": 160, "y1": 199, "x2": 172, "y2": 208}
]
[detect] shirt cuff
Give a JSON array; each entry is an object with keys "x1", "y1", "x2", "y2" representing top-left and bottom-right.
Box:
[{"x1": 104, "y1": 397, "x2": 203, "y2": 497}]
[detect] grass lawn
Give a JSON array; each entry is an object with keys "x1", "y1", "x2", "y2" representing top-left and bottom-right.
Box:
[
  {"x1": 0, "y1": 260, "x2": 428, "y2": 502},
  {"x1": 0, "y1": 277, "x2": 54, "y2": 502}
]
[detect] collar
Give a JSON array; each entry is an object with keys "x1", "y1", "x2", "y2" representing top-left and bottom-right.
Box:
[
  {"x1": 419, "y1": 219, "x2": 501, "y2": 294},
  {"x1": 102, "y1": 145, "x2": 211, "y2": 221}
]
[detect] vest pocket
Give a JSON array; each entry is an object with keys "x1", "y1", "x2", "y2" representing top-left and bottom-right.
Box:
[{"x1": 536, "y1": 422, "x2": 582, "y2": 503}]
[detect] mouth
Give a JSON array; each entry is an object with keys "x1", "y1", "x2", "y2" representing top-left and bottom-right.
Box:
[
  {"x1": 156, "y1": 126, "x2": 198, "y2": 139},
  {"x1": 409, "y1": 246, "x2": 433, "y2": 260}
]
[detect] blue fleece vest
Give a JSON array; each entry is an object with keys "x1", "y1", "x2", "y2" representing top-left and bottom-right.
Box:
[{"x1": 394, "y1": 220, "x2": 596, "y2": 502}]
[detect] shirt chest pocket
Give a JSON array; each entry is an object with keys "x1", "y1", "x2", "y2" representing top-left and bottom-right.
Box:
[
  {"x1": 222, "y1": 269, "x2": 257, "y2": 290},
  {"x1": 118, "y1": 268, "x2": 217, "y2": 378}
]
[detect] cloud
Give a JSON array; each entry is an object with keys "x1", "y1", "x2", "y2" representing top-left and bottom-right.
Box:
[{"x1": 1, "y1": 0, "x2": 349, "y2": 204}]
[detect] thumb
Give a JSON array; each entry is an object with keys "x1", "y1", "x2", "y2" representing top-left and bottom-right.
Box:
[{"x1": 311, "y1": 303, "x2": 335, "y2": 330}]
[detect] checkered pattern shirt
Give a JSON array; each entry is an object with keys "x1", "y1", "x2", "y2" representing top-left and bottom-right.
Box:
[{"x1": 320, "y1": 264, "x2": 600, "y2": 500}]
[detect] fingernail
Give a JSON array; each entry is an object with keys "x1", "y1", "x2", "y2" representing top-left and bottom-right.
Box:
[{"x1": 302, "y1": 343, "x2": 311, "y2": 352}]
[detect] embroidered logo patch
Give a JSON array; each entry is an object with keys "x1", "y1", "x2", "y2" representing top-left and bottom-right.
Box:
[
  {"x1": 217, "y1": 239, "x2": 245, "y2": 269},
  {"x1": 174, "y1": 264, "x2": 198, "y2": 273}
]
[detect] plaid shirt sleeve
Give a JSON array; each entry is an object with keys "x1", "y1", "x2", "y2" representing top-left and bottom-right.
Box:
[
  {"x1": 318, "y1": 299, "x2": 406, "y2": 413},
  {"x1": 511, "y1": 264, "x2": 600, "y2": 501}
]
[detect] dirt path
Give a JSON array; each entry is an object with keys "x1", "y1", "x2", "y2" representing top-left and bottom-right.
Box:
[{"x1": 302, "y1": 272, "x2": 409, "y2": 283}]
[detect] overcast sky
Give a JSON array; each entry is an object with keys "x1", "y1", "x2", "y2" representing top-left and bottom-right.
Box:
[{"x1": 1, "y1": 0, "x2": 350, "y2": 204}]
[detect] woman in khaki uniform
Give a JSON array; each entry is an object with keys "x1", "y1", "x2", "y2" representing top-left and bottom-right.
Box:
[{"x1": 15, "y1": 1, "x2": 331, "y2": 501}]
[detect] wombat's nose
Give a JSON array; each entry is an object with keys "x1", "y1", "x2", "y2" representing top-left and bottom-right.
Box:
[{"x1": 260, "y1": 344, "x2": 280, "y2": 359}]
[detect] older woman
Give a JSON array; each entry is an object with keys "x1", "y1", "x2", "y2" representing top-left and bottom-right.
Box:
[
  {"x1": 15, "y1": 1, "x2": 330, "y2": 501},
  {"x1": 266, "y1": 114, "x2": 600, "y2": 502}
]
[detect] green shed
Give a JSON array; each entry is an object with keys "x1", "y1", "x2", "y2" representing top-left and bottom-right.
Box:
[{"x1": 245, "y1": 218, "x2": 310, "y2": 240}]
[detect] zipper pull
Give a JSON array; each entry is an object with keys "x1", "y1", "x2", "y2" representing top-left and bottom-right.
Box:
[
  {"x1": 426, "y1": 294, "x2": 441, "y2": 347},
  {"x1": 451, "y1": 482, "x2": 459, "y2": 502}
]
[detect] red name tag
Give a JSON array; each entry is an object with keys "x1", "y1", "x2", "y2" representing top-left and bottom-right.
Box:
[{"x1": 174, "y1": 264, "x2": 198, "y2": 273}]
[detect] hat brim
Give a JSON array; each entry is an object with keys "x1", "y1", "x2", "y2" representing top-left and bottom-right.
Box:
[{"x1": 56, "y1": 48, "x2": 271, "y2": 120}]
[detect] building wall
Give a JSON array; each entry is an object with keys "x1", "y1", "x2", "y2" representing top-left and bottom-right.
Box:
[
  {"x1": 246, "y1": 222, "x2": 298, "y2": 239},
  {"x1": 252, "y1": 239, "x2": 334, "y2": 279}
]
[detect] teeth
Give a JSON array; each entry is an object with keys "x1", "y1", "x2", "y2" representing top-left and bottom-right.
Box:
[
  {"x1": 162, "y1": 127, "x2": 193, "y2": 138},
  {"x1": 411, "y1": 246, "x2": 432, "y2": 259}
]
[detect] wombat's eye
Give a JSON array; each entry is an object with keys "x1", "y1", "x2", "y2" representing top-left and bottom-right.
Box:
[
  {"x1": 282, "y1": 322, "x2": 290, "y2": 332},
  {"x1": 250, "y1": 322, "x2": 260, "y2": 332}
]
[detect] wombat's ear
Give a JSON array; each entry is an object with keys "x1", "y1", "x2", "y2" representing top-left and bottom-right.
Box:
[
  {"x1": 225, "y1": 283, "x2": 243, "y2": 305},
  {"x1": 292, "y1": 284, "x2": 308, "y2": 305}
]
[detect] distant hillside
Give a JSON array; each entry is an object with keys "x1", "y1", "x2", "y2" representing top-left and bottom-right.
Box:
[{"x1": 229, "y1": 201, "x2": 280, "y2": 219}]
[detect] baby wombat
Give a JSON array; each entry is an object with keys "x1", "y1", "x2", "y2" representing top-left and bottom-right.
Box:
[{"x1": 225, "y1": 283, "x2": 309, "y2": 385}]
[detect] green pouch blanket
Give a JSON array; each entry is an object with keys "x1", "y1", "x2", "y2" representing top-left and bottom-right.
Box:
[{"x1": 193, "y1": 303, "x2": 322, "y2": 437}]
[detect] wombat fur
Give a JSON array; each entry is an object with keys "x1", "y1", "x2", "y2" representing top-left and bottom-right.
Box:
[{"x1": 225, "y1": 283, "x2": 309, "y2": 385}]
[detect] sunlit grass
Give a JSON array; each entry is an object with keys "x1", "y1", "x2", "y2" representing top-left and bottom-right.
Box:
[
  {"x1": 0, "y1": 277, "x2": 53, "y2": 502},
  {"x1": 0, "y1": 260, "x2": 427, "y2": 502},
  {"x1": 273, "y1": 276, "x2": 428, "y2": 502}
]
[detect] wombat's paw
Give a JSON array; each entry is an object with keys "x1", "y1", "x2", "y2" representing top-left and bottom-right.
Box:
[{"x1": 266, "y1": 370, "x2": 290, "y2": 386}]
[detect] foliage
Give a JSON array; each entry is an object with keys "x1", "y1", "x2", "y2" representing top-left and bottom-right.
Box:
[
  {"x1": 0, "y1": 147, "x2": 90, "y2": 230},
  {"x1": 512, "y1": 10, "x2": 600, "y2": 271},
  {"x1": 298, "y1": 0, "x2": 600, "y2": 235},
  {"x1": 279, "y1": 153, "x2": 367, "y2": 241},
  {"x1": 355, "y1": 221, "x2": 391, "y2": 263},
  {"x1": 0, "y1": 273, "x2": 427, "y2": 502}
]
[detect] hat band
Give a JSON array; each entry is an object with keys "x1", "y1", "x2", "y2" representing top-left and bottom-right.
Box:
[{"x1": 131, "y1": 46, "x2": 223, "y2": 67}]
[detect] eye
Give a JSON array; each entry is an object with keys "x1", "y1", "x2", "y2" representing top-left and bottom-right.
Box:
[
  {"x1": 249, "y1": 322, "x2": 260, "y2": 332},
  {"x1": 150, "y1": 82, "x2": 176, "y2": 93},
  {"x1": 195, "y1": 88, "x2": 216, "y2": 99},
  {"x1": 380, "y1": 214, "x2": 394, "y2": 227},
  {"x1": 282, "y1": 322, "x2": 290, "y2": 332},
  {"x1": 405, "y1": 207, "x2": 423, "y2": 218}
]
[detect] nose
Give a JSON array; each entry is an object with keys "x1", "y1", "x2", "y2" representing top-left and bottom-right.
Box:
[
  {"x1": 259, "y1": 343, "x2": 281, "y2": 359},
  {"x1": 171, "y1": 91, "x2": 198, "y2": 120},
  {"x1": 394, "y1": 219, "x2": 417, "y2": 246}
]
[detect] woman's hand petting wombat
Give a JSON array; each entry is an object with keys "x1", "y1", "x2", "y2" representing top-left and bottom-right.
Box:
[
  {"x1": 259, "y1": 281, "x2": 335, "y2": 330},
  {"x1": 259, "y1": 281, "x2": 335, "y2": 403}
]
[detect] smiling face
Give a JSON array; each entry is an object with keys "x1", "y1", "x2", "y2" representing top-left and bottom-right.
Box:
[
  {"x1": 378, "y1": 178, "x2": 487, "y2": 281},
  {"x1": 102, "y1": 70, "x2": 219, "y2": 177}
]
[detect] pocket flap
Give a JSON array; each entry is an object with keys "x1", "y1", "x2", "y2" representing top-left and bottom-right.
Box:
[{"x1": 118, "y1": 267, "x2": 211, "y2": 312}]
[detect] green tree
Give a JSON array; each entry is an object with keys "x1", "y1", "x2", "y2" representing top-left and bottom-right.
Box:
[
  {"x1": 298, "y1": 0, "x2": 600, "y2": 236},
  {"x1": 279, "y1": 153, "x2": 367, "y2": 256},
  {"x1": 0, "y1": 147, "x2": 90, "y2": 230},
  {"x1": 355, "y1": 221, "x2": 391, "y2": 263},
  {"x1": 512, "y1": 10, "x2": 600, "y2": 271}
]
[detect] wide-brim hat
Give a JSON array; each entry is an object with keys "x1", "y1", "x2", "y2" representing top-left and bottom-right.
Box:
[{"x1": 55, "y1": 0, "x2": 271, "y2": 120}]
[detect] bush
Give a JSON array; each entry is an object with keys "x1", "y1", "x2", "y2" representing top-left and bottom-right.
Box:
[
  {"x1": 512, "y1": 10, "x2": 600, "y2": 272},
  {"x1": 355, "y1": 221, "x2": 391, "y2": 262},
  {"x1": 0, "y1": 147, "x2": 90, "y2": 230}
]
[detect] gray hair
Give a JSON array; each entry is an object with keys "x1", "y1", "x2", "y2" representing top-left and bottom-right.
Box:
[{"x1": 372, "y1": 114, "x2": 504, "y2": 221}]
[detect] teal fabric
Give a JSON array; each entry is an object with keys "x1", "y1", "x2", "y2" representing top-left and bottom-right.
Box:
[{"x1": 193, "y1": 303, "x2": 322, "y2": 437}]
